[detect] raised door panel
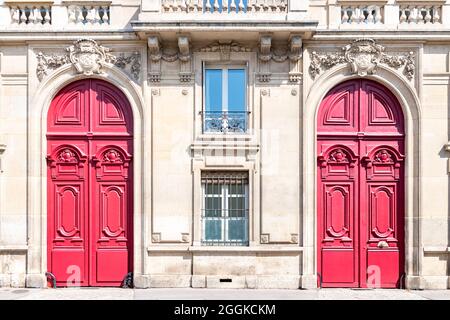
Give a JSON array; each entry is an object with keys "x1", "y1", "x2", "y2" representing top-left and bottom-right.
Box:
[
  {"x1": 317, "y1": 144, "x2": 358, "y2": 287},
  {"x1": 360, "y1": 81, "x2": 404, "y2": 135},
  {"x1": 360, "y1": 145, "x2": 404, "y2": 288},
  {"x1": 47, "y1": 143, "x2": 88, "y2": 286},
  {"x1": 47, "y1": 81, "x2": 89, "y2": 134},
  {"x1": 90, "y1": 141, "x2": 132, "y2": 286},
  {"x1": 317, "y1": 81, "x2": 359, "y2": 134},
  {"x1": 90, "y1": 80, "x2": 133, "y2": 135}
]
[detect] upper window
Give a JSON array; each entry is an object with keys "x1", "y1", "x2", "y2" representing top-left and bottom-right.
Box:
[
  {"x1": 204, "y1": 66, "x2": 248, "y2": 133},
  {"x1": 201, "y1": 171, "x2": 249, "y2": 246}
]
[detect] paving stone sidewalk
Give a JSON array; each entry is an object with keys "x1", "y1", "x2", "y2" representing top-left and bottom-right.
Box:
[{"x1": 0, "y1": 288, "x2": 449, "y2": 300}]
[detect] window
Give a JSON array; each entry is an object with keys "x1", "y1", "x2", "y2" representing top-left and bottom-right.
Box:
[
  {"x1": 204, "y1": 66, "x2": 248, "y2": 133},
  {"x1": 201, "y1": 172, "x2": 249, "y2": 246}
]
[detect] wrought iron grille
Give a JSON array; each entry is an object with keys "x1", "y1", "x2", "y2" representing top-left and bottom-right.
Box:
[
  {"x1": 201, "y1": 172, "x2": 249, "y2": 246},
  {"x1": 203, "y1": 111, "x2": 248, "y2": 133}
]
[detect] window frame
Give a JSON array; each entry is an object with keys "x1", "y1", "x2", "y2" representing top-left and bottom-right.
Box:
[
  {"x1": 202, "y1": 62, "x2": 249, "y2": 134},
  {"x1": 201, "y1": 173, "x2": 249, "y2": 246}
]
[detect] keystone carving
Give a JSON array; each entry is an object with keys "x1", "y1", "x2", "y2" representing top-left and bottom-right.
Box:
[
  {"x1": 199, "y1": 41, "x2": 252, "y2": 61},
  {"x1": 309, "y1": 38, "x2": 415, "y2": 80},
  {"x1": 67, "y1": 38, "x2": 115, "y2": 75},
  {"x1": 36, "y1": 39, "x2": 142, "y2": 82}
]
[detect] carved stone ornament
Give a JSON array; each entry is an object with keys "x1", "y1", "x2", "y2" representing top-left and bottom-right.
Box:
[
  {"x1": 199, "y1": 41, "x2": 252, "y2": 61},
  {"x1": 309, "y1": 38, "x2": 415, "y2": 80},
  {"x1": 67, "y1": 38, "x2": 116, "y2": 75},
  {"x1": 36, "y1": 39, "x2": 142, "y2": 82},
  {"x1": 257, "y1": 35, "x2": 303, "y2": 83},
  {"x1": 147, "y1": 35, "x2": 192, "y2": 82},
  {"x1": 114, "y1": 52, "x2": 142, "y2": 81}
]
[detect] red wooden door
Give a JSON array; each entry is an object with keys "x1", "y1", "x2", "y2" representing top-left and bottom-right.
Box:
[
  {"x1": 317, "y1": 79, "x2": 404, "y2": 288},
  {"x1": 47, "y1": 79, "x2": 133, "y2": 287}
]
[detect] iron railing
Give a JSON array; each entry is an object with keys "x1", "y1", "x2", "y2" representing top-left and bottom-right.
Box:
[{"x1": 203, "y1": 111, "x2": 248, "y2": 133}]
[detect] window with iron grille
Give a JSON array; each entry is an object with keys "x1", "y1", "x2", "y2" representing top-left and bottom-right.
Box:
[
  {"x1": 201, "y1": 172, "x2": 249, "y2": 246},
  {"x1": 203, "y1": 65, "x2": 248, "y2": 133}
]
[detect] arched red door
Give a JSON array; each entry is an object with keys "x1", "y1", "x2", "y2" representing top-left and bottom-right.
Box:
[
  {"x1": 47, "y1": 79, "x2": 133, "y2": 287},
  {"x1": 317, "y1": 79, "x2": 405, "y2": 288}
]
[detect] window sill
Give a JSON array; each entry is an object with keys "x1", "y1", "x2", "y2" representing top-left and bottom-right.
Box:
[{"x1": 147, "y1": 245, "x2": 303, "y2": 253}]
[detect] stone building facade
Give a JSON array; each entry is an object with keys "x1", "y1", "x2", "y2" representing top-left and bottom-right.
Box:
[{"x1": 0, "y1": 0, "x2": 449, "y2": 289}]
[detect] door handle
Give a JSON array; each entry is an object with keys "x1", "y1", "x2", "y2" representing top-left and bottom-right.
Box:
[{"x1": 377, "y1": 240, "x2": 389, "y2": 248}]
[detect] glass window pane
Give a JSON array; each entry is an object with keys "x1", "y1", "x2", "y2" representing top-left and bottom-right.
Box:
[
  {"x1": 205, "y1": 220, "x2": 222, "y2": 240},
  {"x1": 228, "y1": 219, "x2": 246, "y2": 241},
  {"x1": 205, "y1": 69, "x2": 223, "y2": 112},
  {"x1": 228, "y1": 197, "x2": 245, "y2": 217},
  {"x1": 205, "y1": 183, "x2": 221, "y2": 194},
  {"x1": 227, "y1": 69, "x2": 246, "y2": 113}
]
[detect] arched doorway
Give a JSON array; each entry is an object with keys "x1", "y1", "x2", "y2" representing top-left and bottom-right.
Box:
[
  {"x1": 47, "y1": 79, "x2": 133, "y2": 287},
  {"x1": 317, "y1": 79, "x2": 405, "y2": 288}
]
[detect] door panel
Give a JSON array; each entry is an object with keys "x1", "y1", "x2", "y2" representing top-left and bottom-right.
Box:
[
  {"x1": 317, "y1": 79, "x2": 404, "y2": 288},
  {"x1": 48, "y1": 79, "x2": 133, "y2": 287},
  {"x1": 90, "y1": 143, "x2": 132, "y2": 286}
]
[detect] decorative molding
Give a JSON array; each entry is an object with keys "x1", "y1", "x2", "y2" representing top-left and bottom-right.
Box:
[
  {"x1": 0, "y1": 144, "x2": 6, "y2": 173},
  {"x1": 114, "y1": 52, "x2": 141, "y2": 81},
  {"x1": 152, "y1": 233, "x2": 161, "y2": 243},
  {"x1": 257, "y1": 35, "x2": 303, "y2": 83},
  {"x1": 178, "y1": 35, "x2": 192, "y2": 82},
  {"x1": 67, "y1": 38, "x2": 115, "y2": 75},
  {"x1": 147, "y1": 35, "x2": 192, "y2": 82},
  {"x1": 290, "y1": 234, "x2": 299, "y2": 244},
  {"x1": 260, "y1": 234, "x2": 270, "y2": 244},
  {"x1": 151, "y1": 232, "x2": 191, "y2": 244},
  {"x1": 258, "y1": 35, "x2": 272, "y2": 82},
  {"x1": 36, "y1": 39, "x2": 141, "y2": 81},
  {"x1": 198, "y1": 41, "x2": 252, "y2": 61},
  {"x1": 309, "y1": 39, "x2": 415, "y2": 81},
  {"x1": 36, "y1": 52, "x2": 69, "y2": 81}
]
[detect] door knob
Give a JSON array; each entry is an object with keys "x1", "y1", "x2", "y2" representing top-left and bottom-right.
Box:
[{"x1": 377, "y1": 241, "x2": 388, "y2": 248}]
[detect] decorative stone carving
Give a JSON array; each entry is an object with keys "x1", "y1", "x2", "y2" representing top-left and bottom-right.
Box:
[
  {"x1": 147, "y1": 35, "x2": 192, "y2": 82},
  {"x1": 181, "y1": 233, "x2": 190, "y2": 243},
  {"x1": 257, "y1": 35, "x2": 304, "y2": 82},
  {"x1": 114, "y1": 52, "x2": 141, "y2": 81},
  {"x1": 178, "y1": 35, "x2": 192, "y2": 82},
  {"x1": 290, "y1": 234, "x2": 299, "y2": 244},
  {"x1": 343, "y1": 38, "x2": 384, "y2": 76},
  {"x1": 103, "y1": 149, "x2": 123, "y2": 163},
  {"x1": 36, "y1": 52, "x2": 69, "y2": 81},
  {"x1": 36, "y1": 39, "x2": 141, "y2": 82},
  {"x1": 309, "y1": 39, "x2": 416, "y2": 81},
  {"x1": 67, "y1": 38, "x2": 116, "y2": 75},
  {"x1": 258, "y1": 35, "x2": 272, "y2": 82},
  {"x1": 380, "y1": 51, "x2": 415, "y2": 80},
  {"x1": 0, "y1": 144, "x2": 6, "y2": 173},
  {"x1": 260, "y1": 234, "x2": 270, "y2": 244},
  {"x1": 289, "y1": 36, "x2": 303, "y2": 83},
  {"x1": 152, "y1": 233, "x2": 161, "y2": 243},
  {"x1": 199, "y1": 41, "x2": 252, "y2": 61},
  {"x1": 148, "y1": 36, "x2": 162, "y2": 82}
]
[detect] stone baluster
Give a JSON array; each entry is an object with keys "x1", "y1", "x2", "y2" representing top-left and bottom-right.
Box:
[
  {"x1": 20, "y1": 7, "x2": 27, "y2": 24},
  {"x1": 433, "y1": 6, "x2": 440, "y2": 24},
  {"x1": 375, "y1": 6, "x2": 382, "y2": 24},
  {"x1": 205, "y1": 0, "x2": 211, "y2": 13},
  {"x1": 367, "y1": 6, "x2": 374, "y2": 24},
  {"x1": 102, "y1": 7, "x2": 109, "y2": 24},
  {"x1": 213, "y1": 0, "x2": 219, "y2": 13},
  {"x1": 239, "y1": 0, "x2": 245, "y2": 13},
  {"x1": 424, "y1": 6, "x2": 432, "y2": 23},
  {"x1": 221, "y1": 0, "x2": 228, "y2": 14},
  {"x1": 341, "y1": 7, "x2": 349, "y2": 24},
  {"x1": 230, "y1": 0, "x2": 236, "y2": 13},
  {"x1": 399, "y1": 7, "x2": 407, "y2": 24}
]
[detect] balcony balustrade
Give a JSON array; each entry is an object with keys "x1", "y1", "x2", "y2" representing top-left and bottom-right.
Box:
[
  {"x1": 399, "y1": 5, "x2": 441, "y2": 25},
  {"x1": 203, "y1": 111, "x2": 248, "y2": 134},
  {"x1": 161, "y1": 0, "x2": 287, "y2": 14},
  {"x1": 9, "y1": 4, "x2": 51, "y2": 26}
]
